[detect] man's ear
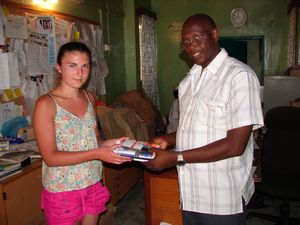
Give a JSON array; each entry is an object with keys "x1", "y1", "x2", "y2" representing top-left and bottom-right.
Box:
[
  {"x1": 212, "y1": 28, "x2": 219, "y2": 42},
  {"x1": 56, "y1": 64, "x2": 61, "y2": 73}
]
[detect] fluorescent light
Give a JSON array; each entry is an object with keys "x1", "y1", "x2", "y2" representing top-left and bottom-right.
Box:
[{"x1": 32, "y1": 0, "x2": 58, "y2": 6}]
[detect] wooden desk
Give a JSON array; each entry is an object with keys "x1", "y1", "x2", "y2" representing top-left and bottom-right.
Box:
[
  {"x1": 0, "y1": 160, "x2": 43, "y2": 225},
  {"x1": 144, "y1": 168, "x2": 182, "y2": 225}
]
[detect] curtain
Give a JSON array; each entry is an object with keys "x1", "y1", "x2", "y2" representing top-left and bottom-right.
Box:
[
  {"x1": 287, "y1": 7, "x2": 297, "y2": 67},
  {"x1": 139, "y1": 14, "x2": 160, "y2": 108}
]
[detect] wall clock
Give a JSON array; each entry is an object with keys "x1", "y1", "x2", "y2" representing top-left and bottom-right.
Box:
[{"x1": 230, "y1": 7, "x2": 247, "y2": 28}]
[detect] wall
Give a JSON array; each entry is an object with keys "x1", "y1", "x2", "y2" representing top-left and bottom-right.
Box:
[
  {"x1": 99, "y1": 0, "x2": 127, "y2": 103},
  {"x1": 103, "y1": 0, "x2": 151, "y2": 103},
  {"x1": 2, "y1": 0, "x2": 291, "y2": 114},
  {"x1": 151, "y1": 0, "x2": 290, "y2": 114}
]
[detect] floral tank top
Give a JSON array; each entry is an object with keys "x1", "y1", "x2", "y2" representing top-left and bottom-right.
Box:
[{"x1": 42, "y1": 91, "x2": 102, "y2": 192}]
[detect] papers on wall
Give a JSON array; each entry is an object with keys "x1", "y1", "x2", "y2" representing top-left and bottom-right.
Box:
[
  {"x1": 5, "y1": 15, "x2": 28, "y2": 39},
  {"x1": 75, "y1": 22, "x2": 107, "y2": 96},
  {"x1": 55, "y1": 17, "x2": 73, "y2": 49},
  {"x1": 9, "y1": 39, "x2": 28, "y2": 74},
  {"x1": 26, "y1": 13, "x2": 55, "y2": 35},
  {"x1": 22, "y1": 75, "x2": 49, "y2": 118},
  {"x1": 26, "y1": 13, "x2": 56, "y2": 74},
  {"x1": 0, "y1": 52, "x2": 20, "y2": 89},
  {"x1": 28, "y1": 32, "x2": 52, "y2": 74}
]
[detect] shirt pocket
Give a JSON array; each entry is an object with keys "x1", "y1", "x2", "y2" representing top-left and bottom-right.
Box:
[{"x1": 195, "y1": 98, "x2": 227, "y2": 131}]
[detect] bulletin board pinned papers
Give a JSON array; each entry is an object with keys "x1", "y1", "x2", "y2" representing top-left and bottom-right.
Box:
[{"x1": 0, "y1": 52, "x2": 21, "y2": 89}]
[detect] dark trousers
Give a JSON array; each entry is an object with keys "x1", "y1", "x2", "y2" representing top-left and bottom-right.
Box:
[{"x1": 182, "y1": 200, "x2": 246, "y2": 225}]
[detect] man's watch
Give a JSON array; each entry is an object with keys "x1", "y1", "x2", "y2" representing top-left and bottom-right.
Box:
[{"x1": 177, "y1": 153, "x2": 185, "y2": 166}]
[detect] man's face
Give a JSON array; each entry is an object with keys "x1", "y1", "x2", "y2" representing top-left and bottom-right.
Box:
[{"x1": 181, "y1": 21, "x2": 219, "y2": 68}]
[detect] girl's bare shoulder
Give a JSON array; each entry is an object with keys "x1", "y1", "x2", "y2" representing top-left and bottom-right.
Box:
[
  {"x1": 85, "y1": 90, "x2": 96, "y2": 104},
  {"x1": 35, "y1": 94, "x2": 56, "y2": 111}
]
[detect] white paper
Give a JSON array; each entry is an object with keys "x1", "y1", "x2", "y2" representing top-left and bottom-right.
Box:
[
  {"x1": 0, "y1": 53, "x2": 11, "y2": 89},
  {"x1": 9, "y1": 39, "x2": 28, "y2": 74},
  {"x1": 26, "y1": 13, "x2": 56, "y2": 71},
  {"x1": 55, "y1": 18, "x2": 73, "y2": 49},
  {"x1": 8, "y1": 52, "x2": 20, "y2": 86},
  {"x1": 0, "y1": 52, "x2": 20, "y2": 88},
  {"x1": 75, "y1": 22, "x2": 95, "y2": 47},
  {"x1": 5, "y1": 15, "x2": 28, "y2": 39},
  {"x1": 28, "y1": 32, "x2": 51, "y2": 75},
  {"x1": 26, "y1": 13, "x2": 55, "y2": 35}
]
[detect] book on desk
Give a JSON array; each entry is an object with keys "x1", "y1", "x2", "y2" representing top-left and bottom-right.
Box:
[{"x1": 0, "y1": 151, "x2": 34, "y2": 180}]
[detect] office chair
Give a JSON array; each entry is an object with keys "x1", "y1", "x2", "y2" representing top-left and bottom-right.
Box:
[{"x1": 248, "y1": 106, "x2": 300, "y2": 225}]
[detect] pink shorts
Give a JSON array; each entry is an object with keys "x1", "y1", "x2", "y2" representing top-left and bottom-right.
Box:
[{"x1": 41, "y1": 182, "x2": 110, "y2": 225}]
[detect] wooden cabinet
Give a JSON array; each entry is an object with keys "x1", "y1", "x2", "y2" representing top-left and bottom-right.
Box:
[
  {"x1": 103, "y1": 163, "x2": 143, "y2": 205},
  {"x1": 0, "y1": 160, "x2": 43, "y2": 225},
  {"x1": 144, "y1": 168, "x2": 182, "y2": 225}
]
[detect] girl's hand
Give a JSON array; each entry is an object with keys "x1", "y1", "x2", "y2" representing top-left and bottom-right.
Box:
[
  {"x1": 101, "y1": 137, "x2": 129, "y2": 147},
  {"x1": 98, "y1": 143, "x2": 131, "y2": 165}
]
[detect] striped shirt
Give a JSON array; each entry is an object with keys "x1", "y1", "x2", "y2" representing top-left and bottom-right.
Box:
[{"x1": 176, "y1": 49, "x2": 264, "y2": 215}]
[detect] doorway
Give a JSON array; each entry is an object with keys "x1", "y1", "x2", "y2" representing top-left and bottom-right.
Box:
[{"x1": 219, "y1": 36, "x2": 264, "y2": 84}]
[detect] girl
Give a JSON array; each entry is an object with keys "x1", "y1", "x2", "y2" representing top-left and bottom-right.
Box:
[{"x1": 33, "y1": 42, "x2": 131, "y2": 225}]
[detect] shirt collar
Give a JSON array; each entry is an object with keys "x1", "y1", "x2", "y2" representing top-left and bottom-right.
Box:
[
  {"x1": 207, "y1": 48, "x2": 228, "y2": 76},
  {"x1": 188, "y1": 48, "x2": 228, "y2": 77}
]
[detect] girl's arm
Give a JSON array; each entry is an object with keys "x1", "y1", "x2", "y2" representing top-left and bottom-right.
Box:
[{"x1": 32, "y1": 95, "x2": 131, "y2": 167}]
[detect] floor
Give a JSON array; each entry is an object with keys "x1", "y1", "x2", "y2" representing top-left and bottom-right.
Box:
[
  {"x1": 115, "y1": 179, "x2": 146, "y2": 225},
  {"x1": 115, "y1": 178, "x2": 300, "y2": 225}
]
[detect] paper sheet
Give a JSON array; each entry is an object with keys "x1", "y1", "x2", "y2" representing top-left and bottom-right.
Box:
[
  {"x1": 0, "y1": 52, "x2": 20, "y2": 88},
  {"x1": 0, "y1": 53, "x2": 10, "y2": 89},
  {"x1": 5, "y1": 15, "x2": 28, "y2": 39},
  {"x1": 26, "y1": 13, "x2": 56, "y2": 74},
  {"x1": 28, "y1": 32, "x2": 52, "y2": 74}
]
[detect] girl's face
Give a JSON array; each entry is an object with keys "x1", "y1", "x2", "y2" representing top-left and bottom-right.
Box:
[{"x1": 56, "y1": 51, "x2": 91, "y2": 89}]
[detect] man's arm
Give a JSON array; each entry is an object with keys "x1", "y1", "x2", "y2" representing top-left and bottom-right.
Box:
[{"x1": 145, "y1": 125, "x2": 253, "y2": 171}]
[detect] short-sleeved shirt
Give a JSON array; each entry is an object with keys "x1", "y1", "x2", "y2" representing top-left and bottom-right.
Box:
[
  {"x1": 42, "y1": 91, "x2": 102, "y2": 192},
  {"x1": 177, "y1": 49, "x2": 264, "y2": 215}
]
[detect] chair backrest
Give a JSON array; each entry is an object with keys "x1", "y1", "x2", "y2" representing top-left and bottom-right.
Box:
[{"x1": 261, "y1": 106, "x2": 300, "y2": 197}]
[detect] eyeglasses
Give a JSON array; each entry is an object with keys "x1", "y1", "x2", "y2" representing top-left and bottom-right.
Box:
[{"x1": 181, "y1": 33, "x2": 207, "y2": 48}]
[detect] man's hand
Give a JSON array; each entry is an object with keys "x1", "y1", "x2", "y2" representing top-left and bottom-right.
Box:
[
  {"x1": 143, "y1": 149, "x2": 177, "y2": 171},
  {"x1": 151, "y1": 133, "x2": 176, "y2": 150}
]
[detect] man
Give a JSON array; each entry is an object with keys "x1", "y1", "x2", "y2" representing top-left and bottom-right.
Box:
[{"x1": 144, "y1": 13, "x2": 264, "y2": 225}]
